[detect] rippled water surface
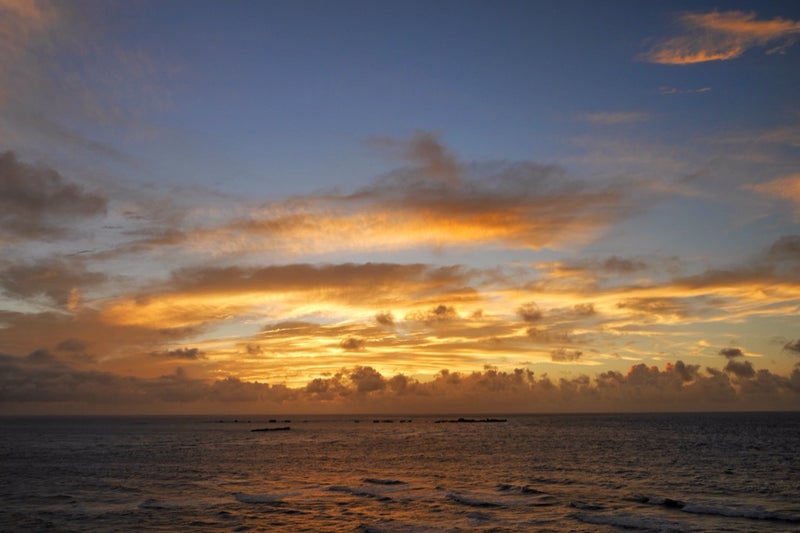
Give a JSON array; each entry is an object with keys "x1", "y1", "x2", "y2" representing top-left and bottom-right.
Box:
[{"x1": 1, "y1": 412, "x2": 798, "y2": 531}]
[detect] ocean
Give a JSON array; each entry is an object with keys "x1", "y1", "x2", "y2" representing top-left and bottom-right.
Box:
[{"x1": 0, "y1": 412, "x2": 798, "y2": 532}]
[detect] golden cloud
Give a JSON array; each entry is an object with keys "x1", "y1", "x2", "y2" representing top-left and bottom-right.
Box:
[{"x1": 643, "y1": 10, "x2": 800, "y2": 65}]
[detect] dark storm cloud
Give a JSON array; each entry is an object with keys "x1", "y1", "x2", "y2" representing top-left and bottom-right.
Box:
[
  {"x1": 150, "y1": 347, "x2": 205, "y2": 360},
  {"x1": 719, "y1": 347, "x2": 745, "y2": 359},
  {"x1": 0, "y1": 150, "x2": 107, "y2": 239},
  {"x1": 725, "y1": 359, "x2": 756, "y2": 379}
]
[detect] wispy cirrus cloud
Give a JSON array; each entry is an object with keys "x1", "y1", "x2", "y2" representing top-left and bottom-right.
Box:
[
  {"x1": 658, "y1": 86, "x2": 712, "y2": 95},
  {"x1": 583, "y1": 112, "x2": 651, "y2": 125},
  {"x1": 643, "y1": 10, "x2": 800, "y2": 65}
]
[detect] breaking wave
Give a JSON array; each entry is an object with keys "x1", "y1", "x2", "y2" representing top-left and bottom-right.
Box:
[{"x1": 633, "y1": 494, "x2": 800, "y2": 523}]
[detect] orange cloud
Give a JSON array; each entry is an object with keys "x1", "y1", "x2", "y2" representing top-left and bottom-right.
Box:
[
  {"x1": 643, "y1": 10, "x2": 800, "y2": 65},
  {"x1": 95, "y1": 135, "x2": 633, "y2": 260},
  {"x1": 748, "y1": 174, "x2": 800, "y2": 218}
]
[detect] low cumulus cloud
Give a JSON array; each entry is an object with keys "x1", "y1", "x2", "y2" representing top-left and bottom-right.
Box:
[
  {"x1": 725, "y1": 359, "x2": 756, "y2": 379},
  {"x1": 0, "y1": 151, "x2": 107, "y2": 240},
  {"x1": 643, "y1": 10, "x2": 800, "y2": 65},
  {"x1": 3, "y1": 352, "x2": 797, "y2": 414}
]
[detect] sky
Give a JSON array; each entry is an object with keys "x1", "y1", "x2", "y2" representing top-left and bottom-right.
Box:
[{"x1": 1, "y1": 0, "x2": 799, "y2": 414}]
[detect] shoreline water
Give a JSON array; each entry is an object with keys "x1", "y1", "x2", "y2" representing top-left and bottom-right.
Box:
[{"x1": 2, "y1": 412, "x2": 798, "y2": 532}]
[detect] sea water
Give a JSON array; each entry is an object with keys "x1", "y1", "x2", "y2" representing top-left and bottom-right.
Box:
[{"x1": 0, "y1": 412, "x2": 798, "y2": 532}]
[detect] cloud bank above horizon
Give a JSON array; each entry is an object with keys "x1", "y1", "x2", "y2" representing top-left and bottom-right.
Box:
[{"x1": 1, "y1": 1, "x2": 799, "y2": 414}]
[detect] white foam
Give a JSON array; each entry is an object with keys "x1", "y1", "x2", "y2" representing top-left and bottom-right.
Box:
[
  {"x1": 635, "y1": 493, "x2": 800, "y2": 522},
  {"x1": 572, "y1": 512, "x2": 688, "y2": 532},
  {"x1": 681, "y1": 503, "x2": 800, "y2": 522}
]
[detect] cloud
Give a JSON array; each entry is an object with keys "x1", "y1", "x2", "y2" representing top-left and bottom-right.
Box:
[
  {"x1": 375, "y1": 312, "x2": 395, "y2": 326},
  {"x1": 1, "y1": 355, "x2": 797, "y2": 414},
  {"x1": 368, "y1": 130, "x2": 459, "y2": 185},
  {"x1": 584, "y1": 112, "x2": 650, "y2": 125},
  {"x1": 55, "y1": 338, "x2": 88, "y2": 353},
  {"x1": 0, "y1": 258, "x2": 106, "y2": 308},
  {"x1": 749, "y1": 174, "x2": 800, "y2": 218},
  {"x1": 100, "y1": 263, "x2": 475, "y2": 330},
  {"x1": 0, "y1": 0, "x2": 57, "y2": 76},
  {"x1": 658, "y1": 86, "x2": 712, "y2": 95},
  {"x1": 406, "y1": 304, "x2": 459, "y2": 324},
  {"x1": 768, "y1": 235, "x2": 800, "y2": 261},
  {"x1": 150, "y1": 347, "x2": 205, "y2": 360},
  {"x1": 111, "y1": 133, "x2": 634, "y2": 259},
  {"x1": 349, "y1": 366, "x2": 386, "y2": 393},
  {"x1": 616, "y1": 297, "x2": 690, "y2": 320},
  {"x1": 783, "y1": 339, "x2": 800, "y2": 355},
  {"x1": 719, "y1": 347, "x2": 745, "y2": 359},
  {"x1": 551, "y1": 348, "x2": 583, "y2": 362},
  {"x1": 643, "y1": 10, "x2": 800, "y2": 65},
  {"x1": 725, "y1": 359, "x2": 755, "y2": 379},
  {"x1": 0, "y1": 151, "x2": 107, "y2": 240},
  {"x1": 601, "y1": 256, "x2": 650, "y2": 274},
  {"x1": 527, "y1": 328, "x2": 571, "y2": 344},
  {"x1": 517, "y1": 302, "x2": 543, "y2": 323},
  {"x1": 340, "y1": 337, "x2": 366, "y2": 352}
]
